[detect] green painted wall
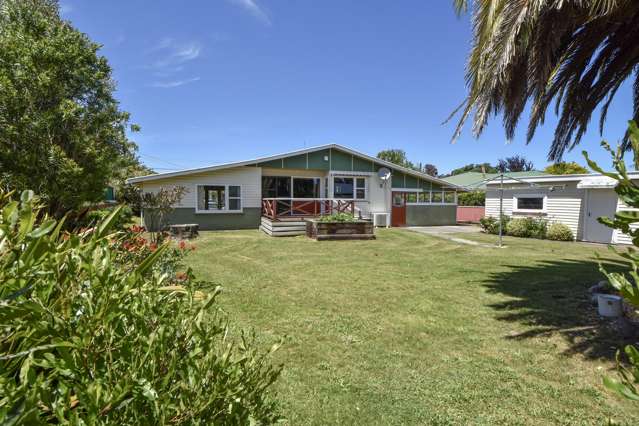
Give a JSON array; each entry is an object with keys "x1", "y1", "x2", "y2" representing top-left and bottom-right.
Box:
[
  {"x1": 144, "y1": 208, "x2": 262, "y2": 231},
  {"x1": 392, "y1": 172, "x2": 406, "y2": 188},
  {"x1": 330, "y1": 149, "x2": 352, "y2": 171},
  {"x1": 283, "y1": 154, "x2": 307, "y2": 169},
  {"x1": 353, "y1": 156, "x2": 374, "y2": 172},
  {"x1": 406, "y1": 205, "x2": 456, "y2": 226},
  {"x1": 256, "y1": 159, "x2": 283, "y2": 169},
  {"x1": 404, "y1": 174, "x2": 419, "y2": 188},
  {"x1": 308, "y1": 149, "x2": 330, "y2": 170}
]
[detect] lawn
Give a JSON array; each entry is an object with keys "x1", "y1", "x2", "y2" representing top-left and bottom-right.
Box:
[{"x1": 186, "y1": 228, "x2": 639, "y2": 424}]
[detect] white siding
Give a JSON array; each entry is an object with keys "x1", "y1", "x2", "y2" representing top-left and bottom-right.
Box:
[
  {"x1": 140, "y1": 167, "x2": 262, "y2": 209},
  {"x1": 327, "y1": 171, "x2": 391, "y2": 218},
  {"x1": 614, "y1": 198, "x2": 638, "y2": 245},
  {"x1": 486, "y1": 183, "x2": 585, "y2": 239}
]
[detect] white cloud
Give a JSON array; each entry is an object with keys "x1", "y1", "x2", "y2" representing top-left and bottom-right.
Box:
[
  {"x1": 151, "y1": 77, "x2": 201, "y2": 89},
  {"x1": 149, "y1": 38, "x2": 202, "y2": 69},
  {"x1": 228, "y1": 0, "x2": 272, "y2": 26}
]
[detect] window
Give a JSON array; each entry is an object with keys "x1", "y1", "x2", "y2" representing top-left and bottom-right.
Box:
[
  {"x1": 293, "y1": 178, "x2": 320, "y2": 198},
  {"x1": 333, "y1": 177, "x2": 353, "y2": 199},
  {"x1": 431, "y1": 191, "x2": 443, "y2": 203},
  {"x1": 444, "y1": 191, "x2": 456, "y2": 204},
  {"x1": 333, "y1": 177, "x2": 366, "y2": 199},
  {"x1": 419, "y1": 192, "x2": 430, "y2": 203},
  {"x1": 229, "y1": 186, "x2": 241, "y2": 210},
  {"x1": 392, "y1": 193, "x2": 404, "y2": 206},
  {"x1": 406, "y1": 193, "x2": 418, "y2": 203},
  {"x1": 515, "y1": 195, "x2": 545, "y2": 211},
  {"x1": 197, "y1": 185, "x2": 241, "y2": 212},
  {"x1": 355, "y1": 178, "x2": 366, "y2": 200},
  {"x1": 262, "y1": 176, "x2": 291, "y2": 198}
]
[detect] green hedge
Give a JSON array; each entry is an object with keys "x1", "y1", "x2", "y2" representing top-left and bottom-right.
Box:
[{"x1": 481, "y1": 215, "x2": 573, "y2": 242}]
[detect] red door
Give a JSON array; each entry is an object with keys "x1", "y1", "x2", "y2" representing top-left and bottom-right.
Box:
[{"x1": 391, "y1": 192, "x2": 406, "y2": 227}]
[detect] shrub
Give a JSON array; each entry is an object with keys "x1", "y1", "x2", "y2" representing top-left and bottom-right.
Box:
[
  {"x1": 505, "y1": 217, "x2": 547, "y2": 239},
  {"x1": 506, "y1": 218, "x2": 530, "y2": 237},
  {"x1": 79, "y1": 204, "x2": 134, "y2": 231},
  {"x1": 457, "y1": 191, "x2": 485, "y2": 206},
  {"x1": 479, "y1": 215, "x2": 509, "y2": 234},
  {"x1": 318, "y1": 212, "x2": 357, "y2": 222},
  {"x1": 0, "y1": 190, "x2": 282, "y2": 424},
  {"x1": 546, "y1": 223, "x2": 574, "y2": 241}
]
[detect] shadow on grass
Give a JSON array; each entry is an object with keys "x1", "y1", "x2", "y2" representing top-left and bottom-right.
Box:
[{"x1": 484, "y1": 258, "x2": 634, "y2": 360}]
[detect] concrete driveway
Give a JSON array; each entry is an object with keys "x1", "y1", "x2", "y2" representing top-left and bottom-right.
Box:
[
  {"x1": 406, "y1": 224, "x2": 482, "y2": 235},
  {"x1": 404, "y1": 224, "x2": 492, "y2": 247}
]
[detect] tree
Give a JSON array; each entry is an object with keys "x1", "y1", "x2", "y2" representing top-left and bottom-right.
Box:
[
  {"x1": 446, "y1": 163, "x2": 498, "y2": 177},
  {"x1": 544, "y1": 162, "x2": 589, "y2": 175},
  {"x1": 422, "y1": 163, "x2": 438, "y2": 177},
  {"x1": 114, "y1": 162, "x2": 155, "y2": 214},
  {"x1": 377, "y1": 149, "x2": 414, "y2": 169},
  {"x1": 0, "y1": 0, "x2": 139, "y2": 217},
  {"x1": 457, "y1": 191, "x2": 485, "y2": 206},
  {"x1": 583, "y1": 121, "x2": 639, "y2": 402},
  {"x1": 450, "y1": 1, "x2": 639, "y2": 160},
  {"x1": 141, "y1": 186, "x2": 188, "y2": 242},
  {"x1": 497, "y1": 156, "x2": 534, "y2": 173}
]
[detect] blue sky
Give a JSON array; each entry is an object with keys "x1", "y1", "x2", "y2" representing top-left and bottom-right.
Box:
[{"x1": 61, "y1": 0, "x2": 634, "y2": 174}]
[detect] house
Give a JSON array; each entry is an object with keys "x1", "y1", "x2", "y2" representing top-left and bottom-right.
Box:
[
  {"x1": 484, "y1": 172, "x2": 638, "y2": 244},
  {"x1": 127, "y1": 144, "x2": 463, "y2": 235},
  {"x1": 441, "y1": 171, "x2": 546, "y2": 223}
]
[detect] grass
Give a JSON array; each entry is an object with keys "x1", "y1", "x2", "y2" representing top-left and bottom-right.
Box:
[{"x1": 186, "y1": 228, "x2": 639, "y2": 424}]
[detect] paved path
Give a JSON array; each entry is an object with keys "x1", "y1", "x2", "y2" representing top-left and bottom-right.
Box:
[{"x1": 405, "y1": 225, "x2": 497, "y2": 248}]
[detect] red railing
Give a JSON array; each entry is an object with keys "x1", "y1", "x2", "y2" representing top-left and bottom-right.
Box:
[{"x1": 262, "y1": 198, "x2": 355, "y2": 220}]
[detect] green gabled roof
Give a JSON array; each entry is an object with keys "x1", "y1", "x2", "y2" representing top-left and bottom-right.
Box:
[
  {"x1": 442, "y1": 171, "x2": 547, "y2": 190},
  {"x1": 127, "y1": 143, "x2": 463, "y2": 189}
]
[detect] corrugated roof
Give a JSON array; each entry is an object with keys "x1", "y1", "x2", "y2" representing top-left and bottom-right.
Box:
[{"x1": 441, "y1": 171, "x2": 547, "y2": 190}]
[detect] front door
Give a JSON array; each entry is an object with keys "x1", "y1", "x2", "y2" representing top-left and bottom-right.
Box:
[
  {"x1": 391, "y1": 192, "x2": 406, "y2": 227},
  {"x1": 584, "y1": 189, "x2": 617, "y2": 243}
]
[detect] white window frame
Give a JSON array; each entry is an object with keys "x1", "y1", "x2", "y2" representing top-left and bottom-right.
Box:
[
  {"x1": 291, "y1": 176, "x2": 323, "y2": 199},
  {"x1": 333, "y1": 176, "x2": 367, "y2": 200},
  {"x1": 195, "y1": 184, "x2": 243, "y2": 214},
  {"x1": 401, "y1": 189, "x2": 457, "y2": 205},
  {"x1": 513, "y1": 193, "x2": 547, "y2": 213}
]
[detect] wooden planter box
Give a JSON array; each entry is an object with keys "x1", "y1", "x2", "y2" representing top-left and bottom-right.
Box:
[{"x1": 305, "y1": 219, "x2": 375, "y2": 241}]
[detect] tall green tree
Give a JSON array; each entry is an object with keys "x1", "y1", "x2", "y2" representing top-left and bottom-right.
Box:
[
  {"x1": 0, "y1": 0, "x2": 139, "y2": 216},
  {"x1": 497, "y1": 155, "x2": 534, "y2": 173},
  {"x1": 377, "y1": 149, "x2": 415, "y2": 170},
  {"x1": 544, "y1": 162, "x2": 588, "y2": 175},
  {"x1": 445, "y1": 163, "x2": 498, "y2": 177},
  {"x1": 451, "y1": 1, "x2": 639, "y2": 160}
]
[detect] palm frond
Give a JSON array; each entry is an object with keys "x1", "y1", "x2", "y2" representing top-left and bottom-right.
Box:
[{"x1": 451, "y1": 0, "x2": 639, "y2": 160}]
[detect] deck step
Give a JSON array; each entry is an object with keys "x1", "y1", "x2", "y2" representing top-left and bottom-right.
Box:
[{"x1": 260, "y1": 217, "x2": 307, "y2": 237}]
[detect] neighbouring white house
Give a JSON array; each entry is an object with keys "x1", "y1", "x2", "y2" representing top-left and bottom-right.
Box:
[
  {"x1": 127, "y1": 144, "x2": 464, "y2": 236},
  {"x1": 485, "y1": 172, "x2": 639, "y2": 244}
]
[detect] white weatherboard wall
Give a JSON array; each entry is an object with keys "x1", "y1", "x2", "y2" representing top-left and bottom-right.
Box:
[
  {"x1": 486, "y1": 182, "x2": 585, "y2": 240},
  {"x1": 326, "y1": 171, "x2": 391, "y2": 218},
  {"x1": 615, "y1": 198, "x2": 639, "y2": 245},
  {"x1": 139, "y1": 166, "x2": 262, "y2": 209}
]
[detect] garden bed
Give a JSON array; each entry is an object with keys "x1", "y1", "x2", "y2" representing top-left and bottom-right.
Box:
[{"x1": 305, "y1": 219, "x2": 375, "y2": 240}]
